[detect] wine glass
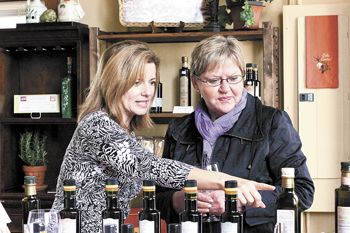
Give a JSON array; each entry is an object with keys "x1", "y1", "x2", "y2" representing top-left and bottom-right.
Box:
[{"x1": 26, "y1": 209, "x2": 60, "y2": 233}]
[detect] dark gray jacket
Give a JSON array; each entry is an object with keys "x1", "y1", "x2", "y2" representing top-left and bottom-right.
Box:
[{"x1": 156, "y1": 95, "x2": 314, "y2": 232}]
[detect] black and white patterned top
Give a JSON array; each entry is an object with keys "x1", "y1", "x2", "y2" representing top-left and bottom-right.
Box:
[{"x1": 52, "y1": 111, "x2": 192, "y2": 233}]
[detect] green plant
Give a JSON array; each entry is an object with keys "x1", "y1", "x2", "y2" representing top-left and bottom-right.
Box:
[
  {"x1": 19, "y1": 131, "x2": 47, "y2": 166},
  {"x1": 216, "y1": 0, "x2": 274, "y2": 28}
]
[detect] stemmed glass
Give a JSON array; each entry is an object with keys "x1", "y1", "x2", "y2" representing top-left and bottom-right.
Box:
[{"x1": 26, "y1": 209, "x2": 60, "y2": 233}]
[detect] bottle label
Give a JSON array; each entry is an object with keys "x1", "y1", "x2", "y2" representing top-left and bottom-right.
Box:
[
  {"x1": 181, "y1": 221, "x2": 198, "y2": 233},
  {"x1": 180, "y1": 76, "x2": 189, "y2": 106},
  {"x1": 139, "y1": 220, "x2": 155, "y2": 233},
  {"x1": 103, "y1": 218, "x2": 119, "y2": 233},
  {"x1": 276, "y1": 209, "x2": 295, "y2": 233},
  {"x1": 156, "y1": 97, "x2": 162, "y2": 108},
  {"x1": 221, "y1": 222, "x2": 238, "y2": 233},
  {"x1": 338, "y1": 206, "x2": 350, "y2": 232},
  {"x1": 60, "y1": 218, "x2": 76, "y2": 233}
]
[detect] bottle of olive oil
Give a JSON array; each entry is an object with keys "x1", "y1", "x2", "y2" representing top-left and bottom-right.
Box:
[
  {"x1": 59, "y1": 179, "x2": 81, "y2": 233},
  {"x1": 22, "y1": 176, "x2": 40, "y2": 233},
  {"x1": 138, "y1": 180, "x2": 160, "y2": 233},
  {"x1": 102, "y1": 178, "x2": 123, "y2": 233},
  {"x1": 335, "y1": 162, "x2": 350, "y2": 233},
  {"x1": 179, "y1": 179, "x2": 202, "y2": 233},
  {"x1": 179, "y1": 56, "x2": 191, "y2": 106},
  {"x1": 61, "y1": 56, "x2": 74, "y2": 118}
]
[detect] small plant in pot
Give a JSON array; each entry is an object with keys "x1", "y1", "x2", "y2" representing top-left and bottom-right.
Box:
[
  {"x1": 19, "y1": 131, "x2": 48, "y2": 191},
  {"x1": 218, "y1": 0, "x2": 273, "y2": 29}
]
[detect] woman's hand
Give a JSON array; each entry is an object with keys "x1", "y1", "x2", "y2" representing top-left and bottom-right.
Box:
[{"x1": 197, "y1": 190, "x2": 225, "y2": 215}]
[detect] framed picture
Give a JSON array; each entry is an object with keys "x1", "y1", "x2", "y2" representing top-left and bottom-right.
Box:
[{"x1": 118, "y1": 0, "x2": 205, "y2": 28}]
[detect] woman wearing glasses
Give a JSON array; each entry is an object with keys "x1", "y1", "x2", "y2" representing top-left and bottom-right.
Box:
[{"x1": 156, "y1": 35, "x2": 314, "y2": 232}]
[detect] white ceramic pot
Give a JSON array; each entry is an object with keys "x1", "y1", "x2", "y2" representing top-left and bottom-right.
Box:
[
  {"x1": 58, "y1": 0, "x2": 85, "y2": 22},
  {"x1": 25, "y1": 0, "x2": 47, "y2": 23}
]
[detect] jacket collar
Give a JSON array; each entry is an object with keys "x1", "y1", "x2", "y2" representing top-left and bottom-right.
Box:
[{"x1": 171, "y1": 95, "x2": 264, "y2": 143}]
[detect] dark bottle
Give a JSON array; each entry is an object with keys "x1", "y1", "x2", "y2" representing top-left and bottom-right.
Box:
[
  {"x1": 179, "y1": 179, "x2": 202, "y2": 233},
  {"x1": 102, "y1": 178, "x2": 124, "y2": 233},
  {"x1": 276, "y1": 168, "x2": 300, "y2": 233},
  {"x1": 167, "y1": 223, "x2": 181, "y2": 233},
  {"x1": 244, "y1": 63, "x2": 261, "y2": 98},
  {"x1": 61, "y1": 56, "x2": 74, "y2": 118},
  {"x1": 121, "y1": 224, "x2": 134, "y2": 233},
  {"x1": 221, "y1": 180, "x2": 243, "y2": 233},
  {"x1": 179, "y1": 56, "x2": 191, "y2": 106},
  {"x1": 335, "y1": 162, "x2": 350, "y2": 233},
  {"x1": 22, "y1": 176, "x2": 40, "y2": 233},
  {"x1": 138, "y1": 180, "x2": 160, "y2": 233},
  {"x1": 156, "y1": 82, "x2": 163, "y2": 113},
  {"x1": 59, "y1": 179, "x2": 81, "y2": 233}
]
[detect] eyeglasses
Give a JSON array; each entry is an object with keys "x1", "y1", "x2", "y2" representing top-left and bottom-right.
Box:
[{"x1": 197, "y1": 75, "x2": 243, "y2": 87}]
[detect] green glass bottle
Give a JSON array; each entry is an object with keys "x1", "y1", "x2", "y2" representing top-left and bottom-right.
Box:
[
  {"x1": 22, "y1": 176, "x2": 40, "y2": 233},
  {"x1": 102, "y1": 178, "x2": 124, "y2": 233},
  {"x1": 61, "y1": 56, "x2": 73, "y2": 118},
  {"x1": 59, "y1": 179, "x2": 81, "y2": 233},
  {"x1": 179, "y1": 179, "x2": 202, "y2": 233},
  {"x1": 138, "y1": 180, "x2": 160, "y2": 233}
]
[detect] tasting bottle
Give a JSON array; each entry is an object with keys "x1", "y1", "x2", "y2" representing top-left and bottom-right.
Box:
[
  {"x1": 156, "y1": 82, "x2": 163, "y2": 113},
  {"x1": 221, "y1": 180, "x2": 243, "y2": 233},
  {"x1": 121, "y1": 224, "x2": 134, "y2": 233},
  {"x1": 335, "y1": 162, "x2": 350, "y2": 233},
  {"x1": 138, "y1": 180, "x2": 160, "y2": 233},
  {"x1": 244, "y1": 63, "x2": 260, "y2": 98},
  {"x1": 61, "y1": 56, "x2": 74, "y2": 118},
  {"x1": 179, "y1": 56, "x2": 191, "y2": 106},
  {"x1": 167, "y1": 223, "x2": 181, "y2": 233},
  {"x1": 59, "y1": 179, "x2": 81, "y2": 233},
  {"x1": 252, "y1": 64, "x2": 261, "y2": 98},
  {"x1": 102, "y1": 178, "x2": 124, "y2": 233},
  {"x1": 179, "y1": 179, "x2": 202, "y2": 233},
  {"x1": 276, "y1": 168, "x2": 300, "y2": 233},
  {"x1": 22, "y1": 176, "x2": 40, "y2": 233}
]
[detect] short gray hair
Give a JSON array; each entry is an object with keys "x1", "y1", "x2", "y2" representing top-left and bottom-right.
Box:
[{"x1": 190, "y1": 35, "x2": 245, "y2": 78}]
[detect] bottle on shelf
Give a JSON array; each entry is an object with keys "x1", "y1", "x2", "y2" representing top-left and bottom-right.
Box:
[
  {"x1": 121, "y1": 224, "x2": 134, "y2": 233},
  {"x1": 335, "y1": 162, "x2": 350, "y2": 233},
  {"x1": 138, "y1": 180, "x2": 160, "y2": 233},
  {"x1": 244, "y1": 63, "x2": 261, "y2": 99},
  {"x1": 167, "y1": 223, "x2": 181, "y2": 233},
  {"x1": 179, "y1": 179, "x2": 202, "y2": 233},
  {"x1": 156, "y1": 81, "x2": 163, "y2": 113},
  {"x1": 22, "y1": 176, "x2": 40, "y2": 233},
  {"x1": 179, "y1": 56, "x2": 191, "y2": 106},
  {"x1": 61, "y1": 56, "x2": 74, "y2": 118},
  {"x1": 276, "y1": 167, "x2": 300, "y2": 233},
  {"x1": 102, "y1": 178, "x2": 124, "y2": 233},
  {"x1": 221, "y1": 180, "x2": 243, "y2": 233},
  {"x1": 59, "y1": 179, "x2": 81, "y2": 233}
]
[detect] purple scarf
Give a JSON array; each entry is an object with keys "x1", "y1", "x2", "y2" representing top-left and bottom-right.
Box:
[{"x1": 195, "y1": 89, "x2": 248, "y2": 166}]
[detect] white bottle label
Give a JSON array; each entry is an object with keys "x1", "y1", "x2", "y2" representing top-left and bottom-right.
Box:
[
  {"x1": 60, "y1": 218, "x2": 76, "y2": 233},
  {"x1": 180, "y1": 76, "x2": 189, "y2": 106},
  {"x1": 221, "y1": 222, "x2": 238, "y2": 233},
  {"x1": 181, "y1": 221, "x2": 198, "y2": 233},
  {"x1": 156, "y1": 97, "x2": 162, "y2": 108},
  {"x1": 338, "y1": 206, "x2": 350, "y2": 232},
  {"x1": 139, "y1": 220, "x2": 155, "y2": 233},
  {"x1": 276, "y1": 209, "x2": 295, "y2": 233},
  {"x1": 103, "y1": 218, "x2": 119, "y2": 233}
]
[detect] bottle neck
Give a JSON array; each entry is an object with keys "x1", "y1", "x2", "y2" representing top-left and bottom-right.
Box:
[
  {"x1": 64, "y1": 191, "x2": 76, "y2": 209},
  {"x1": 67, "y1": 63, "x2": 72, "y2": 75},
  {"x1": 182, "y1": 61, "x2": 188, "y2": 69},
  {"x1": 25, "y1": 184, "x2": 37, "y2": 196},
  {"x1": 225, "y1": 194, "x2": 238, "y2": 213},
  {"x1": 184, "y1": 192, "x2": 197, "y2": 211},
  {"x1": 106, "y1": 191, "x2": 119, "y2": 209},
  {"x1": 282, "y1": 176, "x2": 294, "y2": 191},
  {"x1": 341, "y1": 171, "x2": 350, "y2": 187},
  {"x1": 143, "y1": 191, "x2": 156, "y2": 210}
]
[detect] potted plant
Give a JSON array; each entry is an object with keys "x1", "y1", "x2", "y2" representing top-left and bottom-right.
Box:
[
  {"x1": 218, "y1": 0, "x2": 273, "y2": 29},
  {"x1": 18, "y1": 131, "x2": 48, "y2": 190}
]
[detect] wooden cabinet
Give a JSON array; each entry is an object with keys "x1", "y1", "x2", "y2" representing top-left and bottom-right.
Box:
[{"x1": 0, "y1": 22, "x2": 93, "y2": 232}]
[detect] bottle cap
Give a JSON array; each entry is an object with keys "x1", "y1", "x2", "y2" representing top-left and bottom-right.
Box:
[
  {"x1": 105, "y1": 178, "x2": 119, "y2": 192},
  {"x1": 341, "y1": 162, "x2": 350, "y2": 172},
  {"x1": 63, "y1": 179, "x2": 76, "y2": 186},
  {"x1": 24, "y1": 176, "x2": 36, "y2": 185},
  {"x1": 168, "y1": 223, "x2": 181, "y2": 233},
  {"x1": 106, "y1": 178, "x2": 118, "y2": 185},
  {"x1": 104, "y1": 224, "x2": 117, "y2": 233},
  {"x1": 184, "y1": 179, "x2": 197, "y2": 187},
  {"x1": 143, "y1": 180, "x2": 155, "y2": 192},
  {"x1": 143, "y1": 180, "x2": 155, "y2": 186},
  {"x1": 246, "y1": 63, "x2": 257, "y2": 68},
  {"x1": 181, "y1": 56, "x2": 188, "y2": 62},
  {"x1": 121, "y1": 223, "x2": 134, "y2": 233},
  {"x1": 281, "y1": 168, "x2": 295, "y2": 178},
  {"x1": 225, "y1": 180, "x2": 237, "y2": 188}
]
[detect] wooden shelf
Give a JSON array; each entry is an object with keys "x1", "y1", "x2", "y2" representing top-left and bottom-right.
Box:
[
  {"x1": 0, "y1": 117, "x2": 77, "y2": 125},
  {"x1": 98, "y1": 29, "x2": 264, "y2": 43},
  {"x1": 150, "y1": 112, "x2": 188, "y2": 124}
]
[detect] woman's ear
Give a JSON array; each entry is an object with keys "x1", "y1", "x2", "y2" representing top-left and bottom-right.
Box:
[{"x1": 191, "y1": 76, "x2": 200, "y2": 93}]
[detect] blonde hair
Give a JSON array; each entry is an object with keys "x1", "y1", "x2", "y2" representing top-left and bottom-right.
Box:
[
  {"x1": 79, "y1": 40, "x2": 160, "y2": 130},
  {"x1": 190, "y1": 35, "x2": 245, "y2": 78}
]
